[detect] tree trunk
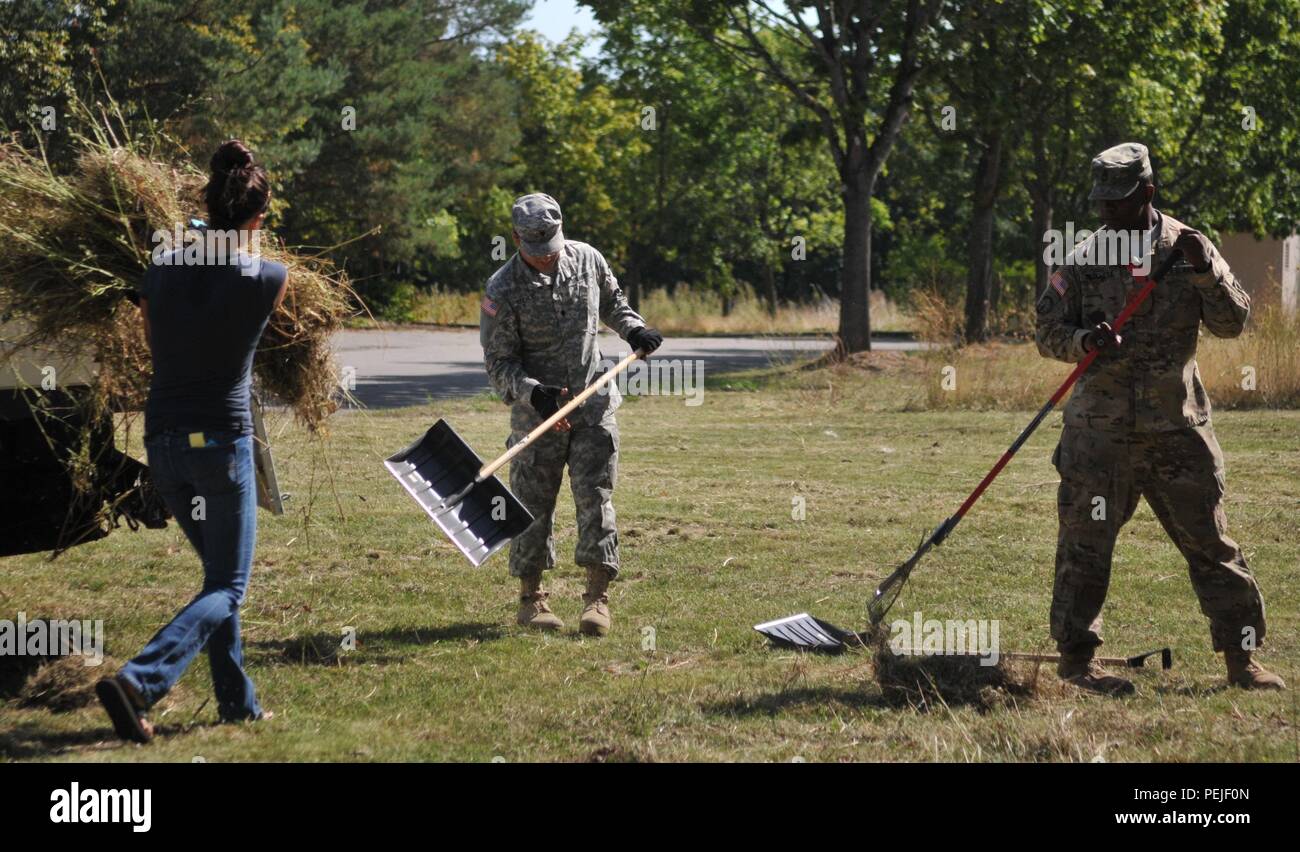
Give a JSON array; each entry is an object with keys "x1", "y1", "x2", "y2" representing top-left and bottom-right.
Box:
[
  {"x1": 762, "y1": 261, "x2": 778, "y2": 318},
  {"x1": 963, "y1": 132, "x2": 1003, "y2": 343},
  {"x1": 1029, "y1": 188, "x2": 1053, "y2": 312},
  {"x1": 625, "y1": 261, "x2": 642, "y2": 313},
  {"x1": 838, "y1": 173, "x2": 873, "y2": 354}
]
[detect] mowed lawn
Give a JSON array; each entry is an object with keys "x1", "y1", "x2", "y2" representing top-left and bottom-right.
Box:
[{"x1": 2, "y1": 358, "x2": 1298, "y2": 762}]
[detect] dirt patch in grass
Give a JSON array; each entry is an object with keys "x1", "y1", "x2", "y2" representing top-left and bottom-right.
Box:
[{"x1": 840, "y1": 350, "x2": 911, "y2": 373}]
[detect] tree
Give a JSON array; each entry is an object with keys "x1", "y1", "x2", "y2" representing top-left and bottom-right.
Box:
[
  {"x1": 919, "y1": 0, "x2": 1030, "y2": 341},
  {"x1": 673, "y1": 0, "x2": 944, "y2": 353},
  {"x1": 593, "y1": 5, "x2": 842, "y2": 312},
  {"x1": 278, "y1": 0, "x2": 527, "y2": 310},
  {"x1": 583, "y1": 0, "x2": 943, "y2": 349},
  {"x1": 0, "y1": 1, "x2": 109, "y2": 152},
  {"x1": 1156, "y1": 0, "x2": 1300, "y2": 237}
]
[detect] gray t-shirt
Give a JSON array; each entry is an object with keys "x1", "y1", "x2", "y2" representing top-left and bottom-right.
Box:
[{"x1": 139, "y1": 250, "x2": 286, "y2": 438}]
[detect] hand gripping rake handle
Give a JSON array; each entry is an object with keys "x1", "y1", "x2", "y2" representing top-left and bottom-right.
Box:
[
  {"x1": 438, "y1": 349, "x2": 646, "y2": 511},
  {"x1": 868, "y1": 249, "x2": 1183, "y2": 625}
]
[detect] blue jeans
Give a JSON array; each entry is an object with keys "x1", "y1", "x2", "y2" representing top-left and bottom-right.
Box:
[{"x1": 121, "y1": 429, "x2": 261, "y2": 720}]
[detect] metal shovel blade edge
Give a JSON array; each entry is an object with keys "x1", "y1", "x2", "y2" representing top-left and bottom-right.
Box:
[{"x1": 384, "y1": 419, "x2": 534, "y2": 566}]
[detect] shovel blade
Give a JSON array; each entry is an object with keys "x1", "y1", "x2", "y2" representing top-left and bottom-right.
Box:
[
  {"x1": 251, "y1": 394, "x2": 285, "y2": 515},
  {"x1": 385, "y1": 419, "x2": 534, "y2": 566},
  {"x1": 754, "y1": 613, "x2": 855, "y2": 653}
]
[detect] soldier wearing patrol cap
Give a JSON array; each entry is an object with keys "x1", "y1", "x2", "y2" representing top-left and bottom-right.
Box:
[
  {"x1": 1035, "y1": 142, "x2": 1284, "y2": 695},
  {"x1": 480, "y1": 193, "x2": 663, "y2": 636}
]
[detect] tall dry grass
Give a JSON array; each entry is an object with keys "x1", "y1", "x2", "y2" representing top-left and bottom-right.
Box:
[
  {"x1": 922, "y1": 297, "x2": 1300, "y2": 411},
  {"x1": 408, "y1": 281, "x2": 914, "y2": 335},
  {"x1": 1196, "y1": 299, "x2": 1300, "y2": 408},
  {"x1": 407, "y1": 287, "x2": 482, "y2": 325}
]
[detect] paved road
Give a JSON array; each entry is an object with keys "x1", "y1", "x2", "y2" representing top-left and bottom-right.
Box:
[{"x1": 332, "y1": 327, "x2": 921, "y2": 408}]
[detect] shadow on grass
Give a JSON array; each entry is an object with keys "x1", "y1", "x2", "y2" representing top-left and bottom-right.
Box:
[
  {"x1": 1156, "y1": 682, "x2": 1229, "y2": 698},
  {"x1": 249, "y1": 621, "x2": 506, "y2": 667},
  {"x1": 0, "y1": 718, "x2": 198, "y2": 760},
  {"x1": 705, "y1": 685, "x2": 892, "y2": 717}
]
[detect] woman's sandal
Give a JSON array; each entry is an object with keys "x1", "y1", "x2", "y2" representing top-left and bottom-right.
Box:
[{"x1": 95, "y1": 675, "x2": 155, "y2": 744}]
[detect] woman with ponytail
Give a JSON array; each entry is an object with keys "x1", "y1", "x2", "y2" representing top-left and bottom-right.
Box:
[{"x1": 96, "y1": 140, "x2": 287, "y2": 742}]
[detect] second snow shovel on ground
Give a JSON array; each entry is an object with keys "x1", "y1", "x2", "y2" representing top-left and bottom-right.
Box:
[
  {"x1": 385, "y1": 349, "x2": 646, "y2": 566},
  {"x1": 757, "y1": 249, "x2": 1185, "y2": 648}
]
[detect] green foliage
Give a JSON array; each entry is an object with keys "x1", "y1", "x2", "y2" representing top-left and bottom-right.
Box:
[{"x1": 2, "y1": 0, "x2": 1298, "y2": 321}]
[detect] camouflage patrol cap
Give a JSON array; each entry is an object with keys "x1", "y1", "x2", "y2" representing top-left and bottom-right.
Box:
[
  {"x1": 1089, "y1": 142, "x2": 1154, "y2": 201},
  {"x1": 511, "y1": 193, "x2": 565, "y2": 256}
]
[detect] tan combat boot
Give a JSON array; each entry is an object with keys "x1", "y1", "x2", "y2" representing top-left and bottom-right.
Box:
[
  {"x1": 579, "y1": 567, "x2": 612, "y2": 637},
  {"x1": 1058, "y1": 652, "x2": 1136, "y2": 697},
  {"x1": 517, "y1": 574, "x2": 564, "y2": 631},
  {"x1": 1225, "y1": 649, "x2": 1286, "y2": 690}
]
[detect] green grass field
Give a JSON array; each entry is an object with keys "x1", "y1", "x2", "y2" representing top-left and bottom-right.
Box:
[{"x1": 3, "y1": 357, "x2": 1298, "y2": 762}]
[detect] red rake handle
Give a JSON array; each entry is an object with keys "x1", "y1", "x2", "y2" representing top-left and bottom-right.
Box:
[{"x1": 929, "y1": 248, "x2": 1183, "y2": 546}]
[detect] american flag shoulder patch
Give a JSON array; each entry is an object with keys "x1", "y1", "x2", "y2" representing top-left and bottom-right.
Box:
[
  {"x1": 1050, "y1": 269, "x2": 1067, "y2": 296},
  {"x1": 481, "y1": 296, "x2": 499, "y2": 317}
]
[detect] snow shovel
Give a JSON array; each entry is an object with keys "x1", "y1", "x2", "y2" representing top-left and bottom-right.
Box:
[
  {"x1": 757, "y1": 248, "x2": 1185, "y2": 647},
  {"x1": 385, "y1": 348, "x2": 646, "y2": 566},
  {"x1": 251, "y1": 392, "x2": 286, "y2": 515},
  {"x1": 753, "y1": 613, "x2": 863, "y2": 653}
]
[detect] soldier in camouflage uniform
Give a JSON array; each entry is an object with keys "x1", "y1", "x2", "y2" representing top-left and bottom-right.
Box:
[
  {"x1": 1036, "y1": 143, "x2": 1284, "y2": 695},
  {"x1": 480, "y1": 194, "x2": 663, "y2": 636}
]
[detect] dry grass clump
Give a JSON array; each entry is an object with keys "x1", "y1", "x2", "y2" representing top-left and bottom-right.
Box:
[
  {"x1": 0, "y1": 121, "x2": 357, "y2": 431},
  {"x1": 908, "y1": 285, "x2": 966, "y2": 347},
  {"x1": 0, "y1": 615, "x2": 118, "y2": 712},
  {"x1": 17, "y1": 654, "x2": 122, "y2": 712},
  {"x1": 871, "y1": 634, "x2": 1037, "y2": 712}
]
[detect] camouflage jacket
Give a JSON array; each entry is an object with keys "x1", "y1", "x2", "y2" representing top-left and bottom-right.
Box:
[
  {"x1": 1035, "y1": 210, "x2": 1250, "y2": 432},
  {"x1": 480, "y1": 241, "x2": 645, "y2": 428}
]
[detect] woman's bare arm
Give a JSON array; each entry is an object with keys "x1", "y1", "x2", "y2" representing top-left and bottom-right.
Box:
[{"x1": 274, "y1": 271, "x2": 289, "y2": 311}]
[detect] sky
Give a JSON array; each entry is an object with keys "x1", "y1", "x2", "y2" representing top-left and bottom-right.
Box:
[{"x1": 524, "y1": 0, "x2": 600, "y2": 43}]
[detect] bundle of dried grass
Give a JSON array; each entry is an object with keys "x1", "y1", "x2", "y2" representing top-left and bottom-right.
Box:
[
  {"x1": 17, "y1": 654, "x2": 122, "y2": 712},
  {"x1": 871, "y1": 634, "x2": 1037, "y2": 712},
  {"x1": 0, "y1": 119, "x2": 356, "y2": 431}
]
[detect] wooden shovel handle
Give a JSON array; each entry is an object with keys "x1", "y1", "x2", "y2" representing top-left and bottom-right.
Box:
[{"x1": 477, "y1": 349, "x2": 645, "y2": 480}]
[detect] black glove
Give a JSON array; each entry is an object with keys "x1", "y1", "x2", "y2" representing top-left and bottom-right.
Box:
[
  {"x1": 1083, "y1": 313, "x2": 1121, "y2": 353},
  {"x1": 627, "y1": 325, "x2": 663, "y2": 355},
  {"x1": 530, "y1": 384, "x2": 570, "y2": 418}
]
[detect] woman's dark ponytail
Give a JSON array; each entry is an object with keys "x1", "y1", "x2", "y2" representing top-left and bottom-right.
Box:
[{"x1": 203, "y1": 140, "x2": 270, "y2": 229}]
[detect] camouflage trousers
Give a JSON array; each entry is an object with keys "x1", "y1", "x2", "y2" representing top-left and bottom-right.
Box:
[
  {"x1": 1050, "y1": 424, "x2": 1265, "y2": 654},
  {"x1": 507, "y1": 413, "x2": 619, "y2": 579}
]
